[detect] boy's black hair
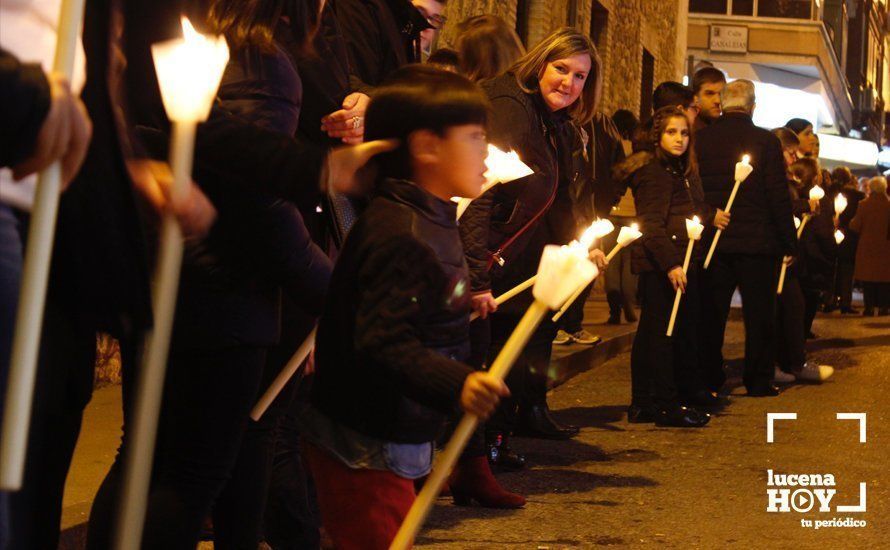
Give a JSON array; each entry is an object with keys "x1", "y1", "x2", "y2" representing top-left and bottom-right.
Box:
[
  {"x1": 692, "y1": 66, "x2": 726, "y2": 94},
  {"x1": 785, "y1": 118, "x2": 813, "y2": 135},
  {"x1": 653, "y1": 81, "x2": 695, "y2": 111},
  {"x1": 611, "y1": 109, "x2": 639, "y2": 140},
  {"x1": 427, "y1": 47, "x2": 460, "y2": 68},
  {"x1": 365, "y1": 64, "x2": 490, "y2": 181}
]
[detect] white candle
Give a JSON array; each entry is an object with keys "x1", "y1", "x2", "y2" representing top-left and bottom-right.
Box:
[
  {"x1": 834, "y1": 193, "x2": 847, "y2": 217},
  {"x1": 809, "y1": 185, "x2": 825, "y2": 201},
  {"x1": 704, "y1": 154, "x2": 753, "y2": 269},
  {"x1": 834, "y1": 229, "x2": 845, "y2": 245},
  {"x1": 667, "y1": 216, "x2": 703, "y2": 336},
  {"x1": 456, "y1": 145, "x2": 533, "y2": 219},
  {"x1": 0, "y1": 0, "x2": 88, "y2": 490},
  {"x1": 115, "y1": 17, "x2": 229, "y2": 550}
]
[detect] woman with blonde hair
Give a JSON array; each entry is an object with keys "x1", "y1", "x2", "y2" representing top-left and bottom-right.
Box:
[
  {"x1": 455, "y1": 14, "x2": 525, "y2": 82},
  {"x1": 461, "y1": 28, "x2": 606, "y2": 463}
]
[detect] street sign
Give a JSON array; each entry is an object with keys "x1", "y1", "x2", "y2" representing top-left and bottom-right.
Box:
[{"x1": 710, "y1": 24, "x2": 748, "y2": 53}]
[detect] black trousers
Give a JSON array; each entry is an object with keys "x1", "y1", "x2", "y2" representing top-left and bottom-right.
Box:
[
  {"x1": 802, "y1": 284, "x2": 822, "y2": 336},
  {"x1": 700, "y1": 253, "x2": 780, "y2": 391},
  {"x1": 630, "y1": 265, "x2": 702, "y2": 410},
  {"x1": 86, "y1": 345, "x2": 266, "y2": 550},
  {"x1": 7, "y1": 303, "x2": 108, "y2": 550},
  {"x1": 776, "y1": 274, "x2": 806, "y2": 373},
  {"x1": 485, "y1": 315, "x2": 556, "y2": 436},
  {"x1": 836, "y1": 261, "x2": 855, "y2": 309},
  {"x1": 559, "y1": 281, "x2": 593, "y2": 334},
  {"x1": 863, "y1": 281, "x2": 890, "y2": 309}
]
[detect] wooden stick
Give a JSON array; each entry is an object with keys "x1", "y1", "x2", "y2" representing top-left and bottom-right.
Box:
[
  {"x1": 0, "y1": 0, "x2": 87, "y2": 490},
  {"x1": 469, "y1": 275, "x2": 536, "y2": 322},
  {"x1": 666, "y1": 239, "x2": 695, "y2": 337},
  {"x1": 114, "y1": 121, "x2": 195, "y2": 550},
  {"x1": 250, "y1": 327, "x2": 317, "y2": 421},
  {"x1": 777, "y1": 258, "x2": 790, "y2": 295},
  {"x1": 703, "y1": 178, "x2": 742, "y2": 269},
  {"x1": 604, "y1": 242, "x2": 624, "y2": 262},
  {"x1": 389, "y1": 300, "x2": 550, "y2": 550}
]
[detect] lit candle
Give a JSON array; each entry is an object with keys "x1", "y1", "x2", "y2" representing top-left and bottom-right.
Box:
[
  {"x1": 472, "y1": 218, "x2": 610, "y2": 321},
  {"x1": 552, "y1": 222, "x2": 641, "y2": 323},
  {"x1": 834, "y1": 193, "x2": 848, "y2": 217},
  {"x1": 391, "y1": 244, "x2": 597, "y2": 550},
  {"x1": 704, "y1": 154, "x2": 753, "y2": 269},
  {"x1": 667, "y1": 216, "x2": 704, "y2": 336},
  {"x1": 834, "y1": 229, "x2": 845, "y2": 245},
  {"x1": 456, "y1": 144, "x2": 533, "y2": 219},
  {"x1": 1, "y1": 0, "x2": 88, "y2": 490},
  {"x1": 116, "y1": 17, "x2": 229, "y2": 550},
  {"x1": 809, "y1": 185, "x2": 825, "y2": 201}
]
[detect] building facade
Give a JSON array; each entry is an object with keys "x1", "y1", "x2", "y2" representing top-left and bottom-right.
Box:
[{"x1": 440, "y1": 0, "x2": 689, "y2": 118}]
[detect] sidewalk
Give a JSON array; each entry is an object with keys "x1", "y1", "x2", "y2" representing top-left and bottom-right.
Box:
[{"x1": 57, "y1": 291, "x2": 637, "y2": 548}]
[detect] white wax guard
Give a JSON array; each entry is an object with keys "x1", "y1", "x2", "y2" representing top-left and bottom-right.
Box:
[{"x1": 532, "y1": 244, "x2": 598, "y2": 310}]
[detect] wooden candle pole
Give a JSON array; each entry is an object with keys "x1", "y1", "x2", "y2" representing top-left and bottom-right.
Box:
[{"x1": 250, "y1": 327, "x2": 317, "y2": 421}]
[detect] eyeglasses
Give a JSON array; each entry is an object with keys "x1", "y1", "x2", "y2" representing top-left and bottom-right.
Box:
[{"x1": 427, "y1": 13, "x2": 447, "y2": 30}]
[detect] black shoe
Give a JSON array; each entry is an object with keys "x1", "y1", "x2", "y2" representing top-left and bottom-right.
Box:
[
  {"x1": 624, "y1": 309, "x2": 638, "y2": 323},
  {"x1": 518, "y1": 404, "x2": 579, "y2": 440},
  {"x1": 746, "y1": 384, "x2": 780, "y2": 397},
  {"x1": 627, "y1": 404, "x2": 656, "y2": 423},
  {"x1": 607, "y1": 312, "x2": 621, "y2": 325},
  {"x1": 487, "y1": 434, "x2": 526, "y2": 471},
  {"x1": 806, "y1": 331, "x2": 818, "y2": 339},
  {"x1": 682, "y1": 389, "x2": 721, "y2": 408},
  {"x1": 863, "y1": 307, "x2": 875, "y2": 316},
  {"x1": 655, "y1": 406, "x2": 710, "y2": 428},
  {"x1": 840, "y1": 307, "x2": 859, "y2": 315}
]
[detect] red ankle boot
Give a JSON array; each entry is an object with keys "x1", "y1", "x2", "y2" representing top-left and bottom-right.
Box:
[{"x1": 448, "y1": 456, "x2": 526, "y2": 508}]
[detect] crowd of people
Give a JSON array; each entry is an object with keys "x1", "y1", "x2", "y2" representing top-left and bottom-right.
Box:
[{"x1": 1, "y1": 0, "x2": 889, "y2": 549}]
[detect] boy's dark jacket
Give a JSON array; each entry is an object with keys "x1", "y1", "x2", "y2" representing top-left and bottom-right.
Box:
[{"x1": 311, "y1": 178, "x2": 474, "y2": 443}]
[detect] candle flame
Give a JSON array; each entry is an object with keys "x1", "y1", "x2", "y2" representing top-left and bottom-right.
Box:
[
  {"x1": 834, "y1": 229, "x2": 845, "y2": 244},
  {"x1": 834, "y1": 193, "x2": 848, "y2": 215},
  {"x1": 630, "y1": 222, "x2": 639, "y2": 232},
  {"x1": 809, "y1": 185, "x2": 825, "y2": 200},
  {"x1": 692, "y1": 215, "x2": 700, "y2": 225},
  {"x1": 742, "y1": 154, "x2": 750, "y2": 164}
]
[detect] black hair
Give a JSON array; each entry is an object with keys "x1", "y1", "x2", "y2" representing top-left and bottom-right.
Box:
[
  {"x1": 785, "y1": 118, "x2": 813, "y2": 135},
  {"x1": 208, "y1": 0, "x2": 322, "y2": 55},
  {"x1": 692, "y1": 66, "x2": 726, "y2": 94},
  {"x1": 365, "y1": 64, "x2": 490, "y2": 181},
  {"x1": 427, "y1": 48, "x2": 460, "y2": 68},
  {"x1": 653, "y1": 81, "x2": 695, "y2": 111},
  {"x1": 611, "y1": 109, "x2": 639, "y2": 140}
]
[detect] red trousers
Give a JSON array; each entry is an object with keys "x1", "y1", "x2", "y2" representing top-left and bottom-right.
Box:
[{"x1": 304, "y1": 443, "x2": 416, "y2": 549}]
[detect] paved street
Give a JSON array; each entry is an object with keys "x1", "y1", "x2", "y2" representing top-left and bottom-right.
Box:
[{"x1": 418, "y1": 313, "x2": 888, "y2": 549}]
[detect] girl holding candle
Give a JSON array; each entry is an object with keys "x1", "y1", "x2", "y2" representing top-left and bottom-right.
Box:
[{"x1": 617, "y1": 106, "x2": 717, "y2": 427}]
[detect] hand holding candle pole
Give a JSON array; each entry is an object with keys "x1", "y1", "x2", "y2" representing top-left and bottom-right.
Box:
[
  {"x1": 552, "y1": 223, "x2": 641, "y2": 323},
  {"x1": 455, "y1": 145, "x2": 533, "y2": 219},
  {"x1": 777, "y1": 216, "x2": 801, "y2": 294},
  {"x1": 0, "y1": 0, "x2": 87, "y2": 490},
  {"x1": 469, "y1": 219, "x2": 613, "y2": 321},
  {"x1": 704, "y1": 154, "x2": 752, "y2": 269},
  {"x1": 666, "y1": 216, "x2": 704, "y2": 337},
  {"x1": 390, "y1": 244, "x2": 597, "y2": 550},
  {"x1": 115, "y1": 18, "x2": 229, "y2": 550}
]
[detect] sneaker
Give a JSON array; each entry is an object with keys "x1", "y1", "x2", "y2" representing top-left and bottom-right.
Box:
[
  {"x1": 797, "y1": 363, "x2": 834, "y2": 383},
  {"x1": 773, "y1": 367, "x2": 796, "y2": 384},
  {"x1": 553, "y1": 329, "x2": 572, "y2": 345},
  {"x1": 571, "y1": 330, "x2": 602, "y2": 345}
]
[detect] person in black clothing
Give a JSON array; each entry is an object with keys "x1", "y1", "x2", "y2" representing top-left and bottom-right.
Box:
[
  {"x1": 618, "y1": 107, "x2": 715, "y2": 427},
  {"x1": 460, "y1": 30, "x2": 608, "y2": 458},
  {"x1": 0, "y1": 47, "x2": 92, "y2": 550},
  {"x1": 830, "y1": 166, "x2": 864, "y2": 314},
  {"x1": 335, "y1": 0, "x2": 431, "y2": 93},
  {"x1": 695, "y1": 79, "x2": 797, "y2": 397},
  {"x1": 301, "y1": 65, "x2": 510, "y2": 549}
]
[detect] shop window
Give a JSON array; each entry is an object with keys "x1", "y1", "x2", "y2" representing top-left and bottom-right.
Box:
[
  {"x1": 732, "y1": 0, "x2": 755, "y2": 15},
  {"x1": 757, "y1": 0, "x2": 814, "y2": 19},
  {"x1": 690, "y1": 0, "x2": 728, "y2": 14}
]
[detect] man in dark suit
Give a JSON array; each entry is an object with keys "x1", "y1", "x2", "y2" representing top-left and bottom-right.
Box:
[{"x1": 695, "y1": 79, "x2": 797, "y2": 397}]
